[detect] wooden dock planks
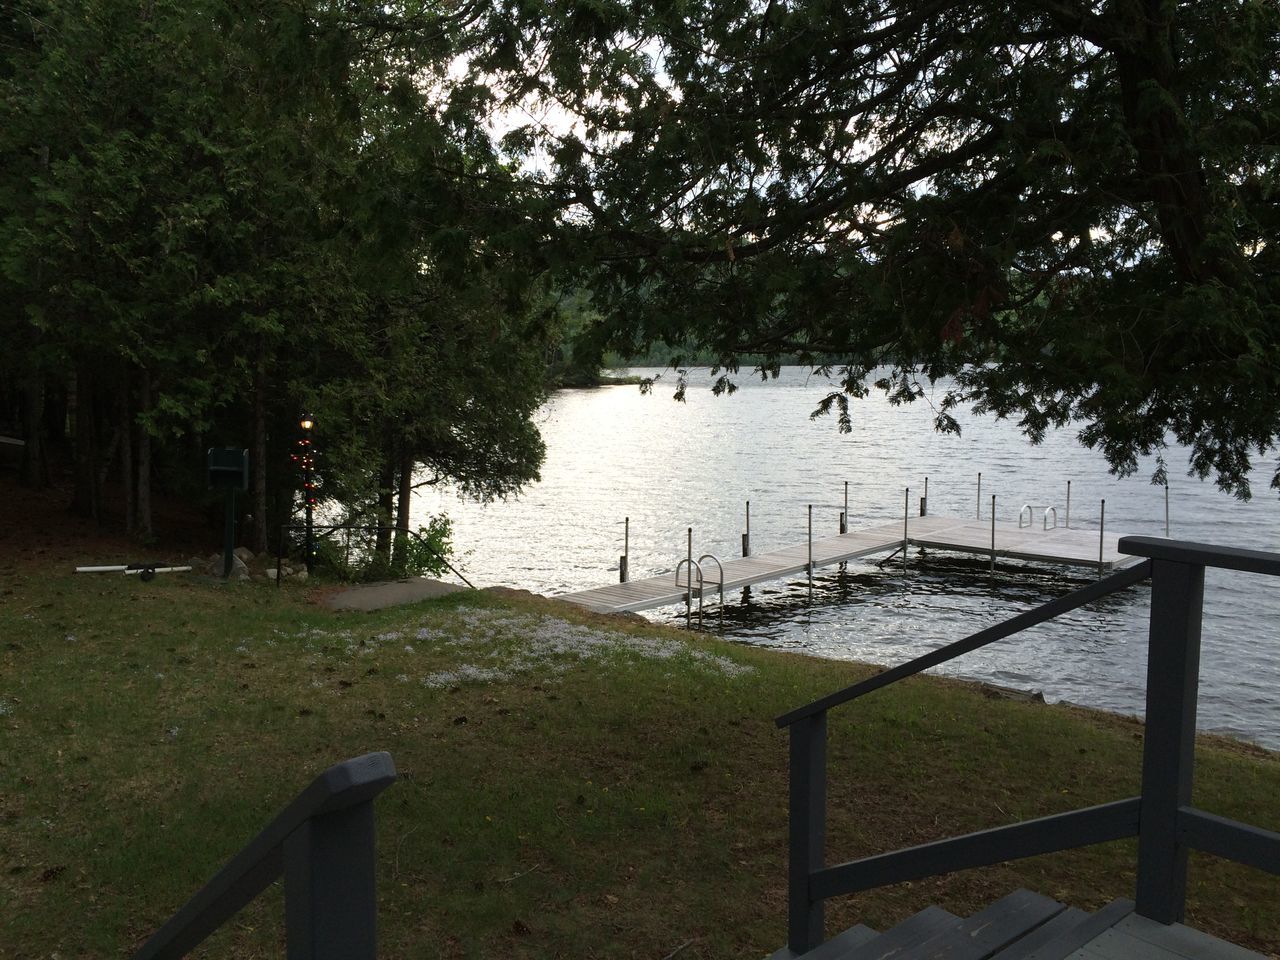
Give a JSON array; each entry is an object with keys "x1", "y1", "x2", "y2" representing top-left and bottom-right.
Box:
[{"x1": 557, "y1": 514, "x2": 1143, "y2": 614}]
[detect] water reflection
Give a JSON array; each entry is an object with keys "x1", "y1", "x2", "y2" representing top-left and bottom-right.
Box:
[{"x1": 412, "y1": 367, "x2": 1280, "y2": 748}]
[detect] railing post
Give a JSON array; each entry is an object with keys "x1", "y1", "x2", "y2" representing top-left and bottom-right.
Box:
[
  {"x1": 284, "y1": 801, "x2": 379, "y2": 960},
  {"x1": 1135, "y1": 558, "x2": 1205, "y2": 924},
  {"x1": 1098, "y1": 499, "x2": 1106, "y2": 575},
  {"x1": 686, "y1": 527, "x2": 694, "y2": 629},
  {"x1": 989, "y1": 494, "x2": 996, "y2": 571},
  {"x1": 620, "y1": 516, "x2": 629, "y2": 583},
  {"x1": 807, "y1": 504, "x2": 814, "y2": 592},
  {"x1": 788, "y1": 712, "x2": 827, "y2": 954},
  {"x1": 902, "y1": 487, "x2": 909, "y2": 572}
]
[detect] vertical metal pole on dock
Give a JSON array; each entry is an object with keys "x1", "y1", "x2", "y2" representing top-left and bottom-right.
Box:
[
  {"x1": 687, "y1": 527, "x2": 693, "y2": 629},
  {"x1": 743, "y1": 501, "x2": 751, "y2": 557},
  {"x1": 1165, "y1": 485, "x2": 1170, "y2": 538},
  {"x1": 976, "y1": 472, "x2": 982, "y2": 519},
  {"x1": 807, "y1": 505, "x2": 813, "y2": 592},
  {"x1": 841, "y1": 481, "x2": 848, "y2": 534},
  {"x1": 921, "y1": 477, "x2": 928, "y2": 517},
  {"x1": 902, "y1": 488, "x2": 909, "y2": 572},
  {"x1": 619, "y1": 517, "x2": 629, "y2": 583},
  {"x1": 1098, "y1": 500, "x2": 1106, "y2": 575},
  {"x1": 990, "y1": 495, "x2": 996, "y2": 572},
  {"x1": 1066, "y1": 480, "x2": 1072, "y2": 529}
]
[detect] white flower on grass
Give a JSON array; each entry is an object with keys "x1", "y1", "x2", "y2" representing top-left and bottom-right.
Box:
[
  {"x1": 419, "y1": 610, "x2": 753, "y2": 688},
  {"x1": 422, "y1": 664, "x2": 511, "y2": 688}
]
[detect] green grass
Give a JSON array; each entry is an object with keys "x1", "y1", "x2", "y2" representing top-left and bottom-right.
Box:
[{"x1": 1, "y1": 570, "x2": 1277, "y2": 959}]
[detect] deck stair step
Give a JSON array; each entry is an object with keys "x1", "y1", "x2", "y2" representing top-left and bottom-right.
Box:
[
  {"x1": 775, "y1": 925, "x2": 881, "y2": 960},
  {"x1": 842, "y1": 905, "x2": 961, "y2": 959},
  {"x1": 1001, "y1": 898, "x2": 1133, "y2": 960},
  {"x1": 776, "y1": 888, "x2": 1267, "y2": 959},
  {"x1": 900, "y1": 889, "x2": 1067, "y2": 959},
  {"x1": 985, "y1": 907, "x2": 1088, "y2": 959}
]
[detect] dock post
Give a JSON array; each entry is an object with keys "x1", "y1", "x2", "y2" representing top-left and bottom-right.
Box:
[
  {"x1": 1066, "y1": 480, "x2": 1072, "y2": 529},
  {"x1": 990, "y1": 494, "x2": 996, "y2": 572},
  {"x1": 1098, "y1": 500, "x2": 1105, "y2": 575},
  {"x1": 902, "y1": 488, "x2": 909, "y2": 572},
  {"x1": 807, "y1": 504, "x2": 813, "y2": 592},
  {"x1": 976, "y1": 472, "x2": 982, "y2": 519},
  {"x1": 1165, "y1": 484, "x2": 1170, "y2": 538},
  {"x1": 839, "y1": 511, "x2": 846, "y2": 534},
  {"x1": 687, "y1": 528, "x2": 693, "y2": 628},
  {"x1": 921, "y1": 477, "x2": 928, "y2": 516},
  {"x1": 619, "y1": 517, "x2": 629, "y2": 583},
  {"x1": 743, "y1": 501, "x2": 751, "y2": 557}
]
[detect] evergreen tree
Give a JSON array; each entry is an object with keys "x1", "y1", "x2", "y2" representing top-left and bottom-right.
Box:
[{"x1": 468, "y1": 0, "x2": 1280, "y2": 496}]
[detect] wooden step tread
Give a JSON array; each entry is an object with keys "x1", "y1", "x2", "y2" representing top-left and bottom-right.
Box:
[
  {"x1": 906, "y1": 889, "x2": 1066, "y2": 959},
  {"x1": 843, "y1": 906, "x2": 961, "y2": 960}
]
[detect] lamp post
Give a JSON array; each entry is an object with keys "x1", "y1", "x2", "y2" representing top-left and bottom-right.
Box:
[{"x1": 297, "y1": 414, "x2": 316, "y2": 575}]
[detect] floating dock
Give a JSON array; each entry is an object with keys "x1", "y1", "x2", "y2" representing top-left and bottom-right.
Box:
[{"x1": 558, "y1": 514, "x2": 1140, "y2": 615}]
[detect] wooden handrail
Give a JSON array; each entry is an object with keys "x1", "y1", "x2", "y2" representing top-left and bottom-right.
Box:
[
  {"x1": 133, "y1": 753, "x2": 395, "y2": 960},
  {"x1": 1119, "y1": 536, "x2": 1280, "y2": 575},
  {"x1": 782, "y1": 539, "x2": 1280, "y2": 955},
  {"x1": 775, "y1": 561, "x2": 1152, "y2": 728}
]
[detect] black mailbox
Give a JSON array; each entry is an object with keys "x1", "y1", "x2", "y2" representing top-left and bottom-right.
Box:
[{"x1": 208, "y1": 447, "x2": 249, "y2": 491}]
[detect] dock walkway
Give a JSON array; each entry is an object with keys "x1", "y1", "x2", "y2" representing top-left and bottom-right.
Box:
[{"x1": 558, "y1": 514, "x2": 1138, "y2": 615}]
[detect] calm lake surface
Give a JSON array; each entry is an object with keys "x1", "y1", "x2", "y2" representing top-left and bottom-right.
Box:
[{"x1": 412, "y1": 367, "x2": 1280, "y2": 749}]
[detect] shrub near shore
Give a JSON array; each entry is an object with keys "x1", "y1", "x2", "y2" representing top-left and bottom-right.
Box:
[{"x1": 1, "y1": 572, "x2": 1277, "y2": 958}]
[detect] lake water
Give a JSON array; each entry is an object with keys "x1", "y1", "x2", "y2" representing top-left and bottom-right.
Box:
[{"x1": 411, "y1": 367, "x2": 1280, "y2": 749}]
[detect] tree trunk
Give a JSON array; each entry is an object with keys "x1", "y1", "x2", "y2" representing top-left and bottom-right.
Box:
[
  {"x1": 135, "y1": 369, "x2": 153, "y2": 541},
  {"x1": 394, "y1": 443, "x2": 414, "y2": 567},
  {"x1": 43, "y1": 375, "x2": 68, "y2": 456},
  {"x1": 120, "y1": 371, "x2": 135, "y2": 535},
  {"x1": 19, "y1": 374, "x2": 49, "y2": 488},
  {"x1": 70, "y1": 364, "x2": 100, "y2": 520},
  {"x1": 250, "y1": 353, "x2": 268, "y2": 553},
  {"x1": 374, "y1": 446, "x2": 395, "y2": 559}
]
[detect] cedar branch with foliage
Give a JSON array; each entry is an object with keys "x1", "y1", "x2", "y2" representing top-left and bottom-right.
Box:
[{"x1": 466, "y1": 0, "x2": 1280, "y2": 497}]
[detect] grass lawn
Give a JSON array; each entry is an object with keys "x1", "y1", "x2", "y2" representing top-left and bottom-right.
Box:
[{"x1": 2, "y1": 562, "x2": 1278, "y2": 959}]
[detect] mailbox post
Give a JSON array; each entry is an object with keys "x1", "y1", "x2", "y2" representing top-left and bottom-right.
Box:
[{"x1": 208, "y1": 448, "x2": 249, "y2": 579}]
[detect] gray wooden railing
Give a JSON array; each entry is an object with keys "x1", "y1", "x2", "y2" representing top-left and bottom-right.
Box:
[
  {"x1": 777, "y1": 538, "x2": 1280, "y2": 956},
  {"x1": 132, "y1": 752, "x2": 396, "y2": 960}
]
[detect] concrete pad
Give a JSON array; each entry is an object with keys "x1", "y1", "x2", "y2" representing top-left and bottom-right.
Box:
[{"x1": 323, "y1": 578, "x2": 470, "y2": 612}]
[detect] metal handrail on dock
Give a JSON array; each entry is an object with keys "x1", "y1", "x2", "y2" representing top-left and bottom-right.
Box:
[
  {"x1": 674, "y1": 558, "x2": 705, "y2": 629},
  {"x1": 1018, "y1": 503, "x2": 1059, "y2": 530}
]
